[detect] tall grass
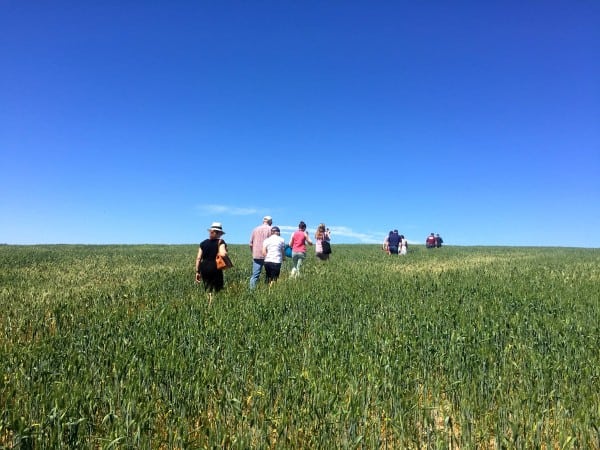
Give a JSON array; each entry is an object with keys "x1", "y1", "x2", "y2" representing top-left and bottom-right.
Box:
[{"x1": 1, "y1": 244, "x2": 599, "y2": 448}]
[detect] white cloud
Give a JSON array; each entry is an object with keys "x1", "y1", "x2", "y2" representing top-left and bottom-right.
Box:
[
  {"x1": 196, "y1": 205, "x2": 391, "y2": 245},
  {"x1": 280, "y1": 224, "x2": 381, "y2": 244},
  {"x1": 328, "y1": 226, "x2": 381, "y2": 244}
]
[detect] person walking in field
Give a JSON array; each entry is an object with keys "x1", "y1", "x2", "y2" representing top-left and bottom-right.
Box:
[
  {"x1": 435, "y1": 234, "x2": 443, "y2": 248},
  {"x1": 249, "y1": 215, "x2": 273, "y2": 289},
  {"x1": 399, "y1": 234, "x2": 408, "y2": 255},
  {"x1": 314, "y1": 223, "x2": 331, "y2": 261},
  {"x1": 426, "y1": 233, "x2": 436, "y2": 249},
  {"x1": 195, "y1": 222, "x2": 229, "y2": 302},
  {"x1": 289, "y1": 221, "x2": 313, "y2": 277},
  {"x1": 383, "y1": 231, "x2": 392, "y2": 254},
  {"x1": 262, "y1": 226, "x2": 286, "y2": 285},
  {"x1": 388, "y1": 230, "x2": 401, "y2": 255}
]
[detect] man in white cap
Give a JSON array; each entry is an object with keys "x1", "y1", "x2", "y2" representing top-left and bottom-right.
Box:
[{"x1": 249, "y1": 215, "x2": 272, "y2": 289}]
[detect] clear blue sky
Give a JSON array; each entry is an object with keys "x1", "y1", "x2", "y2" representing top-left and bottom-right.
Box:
[{"x1": 2, "y1": 1, "x2": 599, "y2": 247}]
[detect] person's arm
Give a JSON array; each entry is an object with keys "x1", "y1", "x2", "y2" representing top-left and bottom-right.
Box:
[
  {"x1": 262, "y1": 241, "x2": 268, "y2": 258},
  {"x1": 195, "y1": 247, "x2": 203, "y2": 282},
  {"x1": 305, "y1": 231, "x2": 313, "y2": 245},
  {"x1": 218, "y1": 240, "x2": 228, "y2": 257}
]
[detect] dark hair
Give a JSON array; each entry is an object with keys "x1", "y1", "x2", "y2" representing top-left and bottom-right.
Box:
[{"x1": 299, "y1": 221, "x2": 306, "y2": 230}]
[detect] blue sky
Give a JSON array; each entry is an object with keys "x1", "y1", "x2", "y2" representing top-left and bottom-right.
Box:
[{"x1": 2, "y1": 1, "x2": 599, "y2": 247}]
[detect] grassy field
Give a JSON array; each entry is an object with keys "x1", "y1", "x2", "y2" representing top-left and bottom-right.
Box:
[{"x1": 1, "y1": 244, "x2": 599, "y2": 449}]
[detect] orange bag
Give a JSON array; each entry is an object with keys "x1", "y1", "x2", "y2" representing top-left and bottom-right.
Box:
[{"x1": 215, "y1": 240, "x2": 233, "y2": 270}]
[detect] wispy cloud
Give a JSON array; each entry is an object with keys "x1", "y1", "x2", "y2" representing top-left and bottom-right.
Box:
[
  {"x1": 196, "y1": 204, "x2": 260, "y2": 216},
  {"x1": 328, "y1": 226, "x2": 381, "y2": 244},
  {"x1": 196, "y1": 206, "x2": 386, "y2": 244},
  {"x1": 280, "y1": 224, "x2": 382, "y2": 244}
]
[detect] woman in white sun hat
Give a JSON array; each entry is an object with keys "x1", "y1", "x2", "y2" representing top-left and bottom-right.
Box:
[{"x1": 195, "y1": 222, "x2": 229, "y2": 298}]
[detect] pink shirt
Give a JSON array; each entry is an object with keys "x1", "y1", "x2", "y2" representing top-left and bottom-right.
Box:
[
  {"x1": 315, "y1": 231, "x2": 330, "y2": 253},
  {"x1": 250, "y1": 224, "x2": 272, "y2": 259},
  {"x1": 290, "y1": 230, "x2": 309, "y2": 252}
]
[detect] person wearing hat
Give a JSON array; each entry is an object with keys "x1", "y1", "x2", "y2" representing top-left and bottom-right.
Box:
[
  {"x1": 261, "y1": 226, "x2": 286, "y2": 285},
  {"x1": 195, "y1": 222, "x2": 229, "y2": 299},
  {"x1": 249, "y1": 215, "x2": 273, "y2": 289}
]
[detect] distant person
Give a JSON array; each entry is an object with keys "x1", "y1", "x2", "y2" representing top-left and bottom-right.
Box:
[
  {"x1": 289, "y1": 221, "x2": 313, "y2": 277},
  {"x1": 426, "y1": 233, "x2": 436, "y2": 249},
  {"x1": 383, "y1": 231, "x2": 392, "y2": 254},
  {"x1": 435, "y1": 234, "x2": 443, "y2": 248},
  {"x1": 249, "y1": 215, "x2": 273, "y2": 289},
  {"x1": 314, "y1": 223, "x2": 331, "y2": 261},
  {"x1": 195, "y1": 222, "x2": 229, "y2": 301},
  {"x1": 262, "y1": 226, "x2": 286, "y2": 285},
  {"x1": 388, "y1": 229, "x2": 401, "y2": 255},
  {"x1": 400, "y1": 235, "x2": 408, "y2": 255}
]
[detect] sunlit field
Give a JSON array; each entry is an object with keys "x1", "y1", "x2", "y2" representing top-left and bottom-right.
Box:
[{"x1": 1, "y1": 244, "x2": 599, "y2": 449}]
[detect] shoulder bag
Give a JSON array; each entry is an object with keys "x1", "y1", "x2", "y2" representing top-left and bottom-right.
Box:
[
  {"x1": 215, "y1": 239, "x2": 234, "y2": 270},
  {"x1": 321, "y1": 235, "x2": 332, "y2": 255}
]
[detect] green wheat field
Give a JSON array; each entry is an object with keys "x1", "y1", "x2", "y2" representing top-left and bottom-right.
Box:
[{"x1": 1, "y1": 244, "x2": 599, "y2": 449}]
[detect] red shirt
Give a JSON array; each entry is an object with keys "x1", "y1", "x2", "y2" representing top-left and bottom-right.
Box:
[{"x1": 290, "y1": 230, "x2": 309, "y2": 252}]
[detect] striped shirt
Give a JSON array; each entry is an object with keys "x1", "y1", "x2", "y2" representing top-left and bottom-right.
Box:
[{"x1": 250, "y1": 224, "x2": 272, "y2": 259}]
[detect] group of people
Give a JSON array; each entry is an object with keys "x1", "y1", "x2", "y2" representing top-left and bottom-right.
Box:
[
  {"x1": 425, "y1": 233, "x2": 443, "y2": 248},
  {"x1": 195, "y1": 216, "x2": 332, "y2": 297},
  {"x1": 195, "y1": 218, "x2": 445, "y2": 297},
  {"x1": 250, "y1": 216, "x2": 331, "y2": 287},
  {"x1": 383, "y1": 230, "x2": 408, "y2": 255}
]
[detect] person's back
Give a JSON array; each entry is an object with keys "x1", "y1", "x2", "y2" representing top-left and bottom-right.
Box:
[
  {"x1": 291, "y1": 229, "x2": 308, "y2": 252},
  {"x1": 263, "y1": 233, "x2": 285, "y2": 263},
  {"x1": 426, "y1": 233, "x2": 436, "y2": 248},
  {"x1": 400, "y1": 235, "x2": 408, "y2": 255},
  {"x1": 388, "y1": 232, "x2": 401, "y2": 247},
  {"x1": 249, "y1": 216, "x2": 273, "y2": 289},
  {"x1": 289, "y1": 221, "x2": 312, "y2": 277},
  {"x1": 250, "y1": 223, "x2": 271, "y2": 258},
  {"x1": 262, "y1": 226, "x2": 285, "y2": 285},
  {"x1": 388, "y1": 230, "x2": 401, "y2": 254}
]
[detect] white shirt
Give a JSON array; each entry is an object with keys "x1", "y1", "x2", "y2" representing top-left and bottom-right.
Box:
[{"x1": 262, "y1": 234, "x2": 285, "y2": 263}]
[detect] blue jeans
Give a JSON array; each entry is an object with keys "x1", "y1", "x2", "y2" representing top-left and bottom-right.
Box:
[{"x1": 249, "y1": 258, "x2": 265, "y2": 289}]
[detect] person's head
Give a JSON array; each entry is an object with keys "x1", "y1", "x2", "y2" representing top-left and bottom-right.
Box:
[
  {"x1": 316, "y1": 223, "x2": 326, "y2": 238},
  {"x1": 263, "y1": 215, "x2": 273, "y2": 225},
  {"x1": 208, "y1": 222, "x2": 226, "y2": 238},
  {"x1": 394, "y1": 229, "x2": 398, "y2": 234},
  {"x1": 271, "y1": 226, "x2": 280, "y2": 235},
  {"x1": 400, "y1": 235, "x2": 404, "y2": 239},
  {"x1": 298, "y1": 221, "x2": 307, "y2": 231}
]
